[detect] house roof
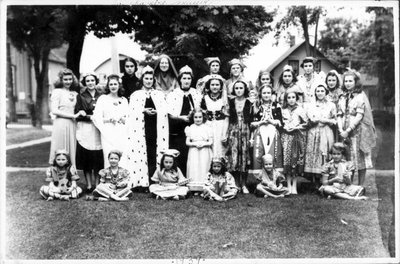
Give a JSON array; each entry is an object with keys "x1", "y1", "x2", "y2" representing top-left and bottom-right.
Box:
[
  {"x1": 49, "y1": 44, "x2": 68, "y2": 64},
  {"x1": 266, "y1": 40, "x2": 338, "y2": 72}
]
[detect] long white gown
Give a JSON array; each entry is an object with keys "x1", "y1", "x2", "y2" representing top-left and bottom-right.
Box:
[{"x1": 92, "y1": 94, "x2": 129, "y2": 169}]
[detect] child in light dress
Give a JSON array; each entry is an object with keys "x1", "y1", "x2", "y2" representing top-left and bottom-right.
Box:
[
  {"x1": 40, "y1": 149, "x2": 82, "y2": 201},
  {"x1": 255, "y1": 154, "x2": 290, "y2": 198},
  {"x1": 281, "y1": 91, "x2": 308, "y2": 195},
  {"x1": 319, "y1": 143, "x2": 367, "y2": 200},
  {"x1": 203, "y1": 157, "x2": 238, "y2": 202},
  {"x1": 185, "y1": 108, "x2": 213, "y2": 191},
  {"x1": 149, "y1": 149, "x2": 189, "y2": 200},
  {"x1": 91, "y1": 150, "x2": 132, "y2": 201}
]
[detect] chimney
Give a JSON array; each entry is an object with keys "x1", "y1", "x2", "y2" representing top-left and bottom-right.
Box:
[{"x1": 290, "y1": 35, "x2": 295, "y2": 47}]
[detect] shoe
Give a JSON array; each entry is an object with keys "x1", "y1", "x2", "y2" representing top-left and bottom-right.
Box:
[
  {"x1": 242, "y1": 186, "x2": 249, "y2": 194},
  {"x1": 47, "y1": 197, "x2": 54, "y2": 201},
  {"x1": 356, "y1": 187, "x2": 366, "y2": 197},
  {"x1": 263, "y1": 195, "x2": 269, "y2": 198},
  {"x1": 173, "y1": 195, "x2": 179, "y2": 200},
  {"x1": 86, "y1": 195, "x2": 94, "y2": 201},
  {"x1": 60, "y1": 196, "x2": 70, "y2": 201}
]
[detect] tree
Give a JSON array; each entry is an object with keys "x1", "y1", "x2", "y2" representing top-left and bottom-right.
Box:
[
  {"x1": 275, "y1": 6, "x2": 325, "y2": 57},
  {"x1": 7, "y1": 6, "x2": 67, "y2": 127},
  {"x1": 82, "y1": 6, "x2": 275, "y2": 79},
  {"x1": 318, "y1": 17, "x2": 362, "y2": 71},
  {"x1": 319, "y1": 7, "x2": 394, "y2": 108}
]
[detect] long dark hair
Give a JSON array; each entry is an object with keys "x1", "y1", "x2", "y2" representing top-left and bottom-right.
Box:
[
  {"x1": 204, "y1": 77, "x2": 223, "y2": 97},
  {"x1": 208, "y1": 159, "x2": 227, "y2": 175},
  {"x1": 104, "y1": 74, "x2": 125, "y2": 97},
  {"x1": 160, "y1": 154, "x2": 178, "y2": 172},
  {"x1": 342, "y1": 70, "x2": 363, "y2": 94},
  {"x1": 278, "y1": 69, "x2": 298, "y2": 87}
]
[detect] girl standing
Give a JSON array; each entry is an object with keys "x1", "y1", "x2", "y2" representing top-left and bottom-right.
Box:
[
  {"x1": 40, "y1": 149, "x2": 82, "y2": 201},
  {"x1": 185, "y1": 109, "x2": 213, "y2": 191},
  {"x1": 127, "y1": 66, "x2": 169, "y2": 190},
  {"x1": 337, "y1": 69, "x2": 376, "y2": 186},
  {"x1": 281, "y1": 91, "x2": 308, "y2": 194},
  {"x1": 304, "y1": 84, "x2": 336, "y2": 185},
  {"x1": 92, "y1": 74, "x2": 129, "y2": 169},
  {"x1": 92, "y1": 150, "x2": 132, "y2": 201},
  {"x1": 75, "y1": 73, "x2": 104, "y2": 192},
  {"x1": 149, "y1": 149, "x2": 189, "y2": 200},
  {"x1": 196, "y1": 57, "x2": 225, "y2": 95},
  {"x1": 249, "y1": 85, "x2": 283, "y2": 187},
  {"x1": 226, "y1": 59, "x2": 251, "y2": 97},
  {"x1": 200, "y1": 75, "x2": 229, "y2": 157},
  {"x1": 226, "y1": 80, "x2": 252, "y2": 194},
  {"x1": 203, "y1": 157, "x2": 238, "y2": 202},
  {"x1": 325, "y1": 70, "x2": 343, "y2": 107},
  {"x1": 254, "y1": 70, "x2": 274, "y2": 103},
  {"x1": 49, "y1": 69, "x2": 83, "y2": 166},
  {"x1": 121, "y1": 57, "x2": 140, "y2": 101},
  {"x1": 274, "y1": 65, "x2": 302, "y2": 106},
  {"x1": 154, "y1": 54, "x2": 180, "y2": 97}
]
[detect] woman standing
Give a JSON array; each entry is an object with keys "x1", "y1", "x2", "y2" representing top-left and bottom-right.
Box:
[
  {"x1": 304, "y1": 84, "x2": 336, "y2": 186},
  {"x1": 154, "y1": 54, "x2": 180, "y2": 97},
  {"x1": 75, "y1": 73, "x2": 104, "y2": 192},
  {"x1": 92, "y1": 74, "x2": 129, "y2": 169},
  {"x1": 325, "y1": 70, "x2": 343, "y2": 107},
  {"x1": 226, "y1": 80, "x2": 252, "y2": 194},
  {"x1": 296, "y1": 57, "x2": 326, "y2": 107},
  {"x1": 167, "y1": 65, "x2": 201, "y2": 174},
  {"x1": 253, "y1": 69, "x2": 274, "y2": 103},
  {"x1": 49, "y1": 69, "x2": 83, "y2": 166},
  {"x1": 225, "y1": 59, "x2": 250, "y2": 97},
  {"x1": 127, "y1": 66, "x2": 169, "y2": 189},
  {"x1": 337, "y1": 69, "x2": 376, "y2": 186},
  {"x1": 121, "y1": 57, "x2": 140, "y2": 101}
]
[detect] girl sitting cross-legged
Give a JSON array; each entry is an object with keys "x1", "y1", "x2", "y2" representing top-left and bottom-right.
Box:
[
  {"x1": 149, "y1": 149, "x2": 189, "y2": 200},
  {"x1": 255, "y1": 154, "x2": 290, "y2": 198},
  {"x1": 319, "y1": 142, "x2": 367, "y2": 200},
  {"x1": 91, "y1": 150, "x2": 132, "y2": 201},
  {"x1": 203, "y1": 157, "x2": 239, "y2": 202},
  {"x1": 40, "y1": 149, "x2": 82, "y2": 201}
]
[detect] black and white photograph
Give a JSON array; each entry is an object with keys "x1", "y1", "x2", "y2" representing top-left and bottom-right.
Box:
[{"x1": 1, "y1": 0, "x2": 398, "y2": 263}]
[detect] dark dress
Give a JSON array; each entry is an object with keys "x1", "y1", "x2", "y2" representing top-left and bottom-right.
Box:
[
  {"x1": 74, "y1": 89, "x2": 104, "y2": 172},
  {"x1": 169, "y1": 94, "x2": 194, "y2": 175},
  {"x1": 144, "y1": 96, "x2": 158, "y2": 183},
  {"x1": 121, "y1": 74, "x2": 139, "y2": 101}
]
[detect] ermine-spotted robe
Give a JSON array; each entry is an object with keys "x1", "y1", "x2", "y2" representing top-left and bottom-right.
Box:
[{"x1": 126, "y1": 89, "x2": 169, "y2": 187}]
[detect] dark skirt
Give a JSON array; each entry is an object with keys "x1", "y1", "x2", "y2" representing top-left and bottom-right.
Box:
[{"x1": 75, "y1": 142, "x2": 104, "y2": 172}]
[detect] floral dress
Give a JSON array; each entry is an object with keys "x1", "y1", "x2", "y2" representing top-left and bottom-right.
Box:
[
  {"x1": 94, "y1": 166, "x2": 131, "y2": 199},
  {"x1": 281, "y1": 105, "x2": 308, "y2": 175},
  {"x1": 337, "y1": 91, "x2": 376, "y2": 170},
  {"x1": 304, "y1": 99, "x2": 336, "y2": 174},
  {"x1": 226, "y1": 98, "x2": 251, "y2": 173},
  {"x1": 39, "y1": 165, "x2": 82, "y2": 199}
]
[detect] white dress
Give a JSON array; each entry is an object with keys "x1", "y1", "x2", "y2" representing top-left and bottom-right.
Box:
[
  {"x1": 185, "y1": 123, "x2": 213, "y2": 190},
  {"x1": 92, "y1": 94, "x2": 129, "y2": 168},
  {"x1": 202, "y1": 95, "x2": 229, "y2": 157}
]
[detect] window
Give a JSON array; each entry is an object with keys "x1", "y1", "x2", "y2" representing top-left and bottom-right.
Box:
[
  {"x1": 315, "y1": 60, "x2": 322, "y2": 73},
  {"x1": 288, "y1": 60, "x2": 299, "y2": 75}
]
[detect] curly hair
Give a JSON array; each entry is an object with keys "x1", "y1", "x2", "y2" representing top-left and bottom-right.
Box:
[
  {"x1": 54, "y1": 68, "x2": 79, "y2": 92},
  {"x1": 188, "y1": 108, "x2": 207, "y2": 124},
  {"x1": 325, "y1": 71, "x2": 340, "y2": 90},
  {"x1": 104, "y1": 74, "x2": 125, "y2": 97},
  {"x1": 282, "y1": 90, "x2": 300, "y2": 109},
  {"x1": 208, "y1": 159, "x2": 227, "y2": 175},
  {"x1": 204, "y1": 77, "x2": 224, "y2": 96},
  {"x1": 160, "y1": 154, "x2": 178, "y2": 172}
]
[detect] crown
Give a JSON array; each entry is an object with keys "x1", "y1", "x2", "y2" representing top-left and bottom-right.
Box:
[{"x1": 179, "y1": 65, "x2": 193, "y2": 76}]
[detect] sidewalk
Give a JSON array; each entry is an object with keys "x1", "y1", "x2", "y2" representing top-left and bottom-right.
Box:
[{"x1": 6, "y1": 124, "x2": 52, "y2": 150}]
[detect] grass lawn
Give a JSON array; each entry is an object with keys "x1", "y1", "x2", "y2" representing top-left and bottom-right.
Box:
[
  {"x1": 6, "y1": 127, "x2": 51, "y2": 145},
  {"x1": 6, "y1": 142, "x2": 50, "y2": 167},
  {"x1": 6, "y1": 170, "x2": 392, "y2": 260}
]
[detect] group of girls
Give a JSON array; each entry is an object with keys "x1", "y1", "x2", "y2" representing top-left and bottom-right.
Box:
[{"x1": 40, "y1": 55, "x2": 375, "y2": 202}]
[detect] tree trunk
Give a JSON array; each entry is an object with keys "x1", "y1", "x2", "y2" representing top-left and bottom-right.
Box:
[
  {"x1": 300, "y1": 8, "x2": 311, "y2": 56},
  {"x1": 32, "y1": 49, "x2": 50, "y2": 128},
  {"x1": 66, "y1": 7, "x2": 87, "y2": 78},
  {"x1": 6, "y1": 42, "x2": 17, "y2": 122},
  {"x1": 313, "y1": 12, "x2": 320, "y2": 57}
]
